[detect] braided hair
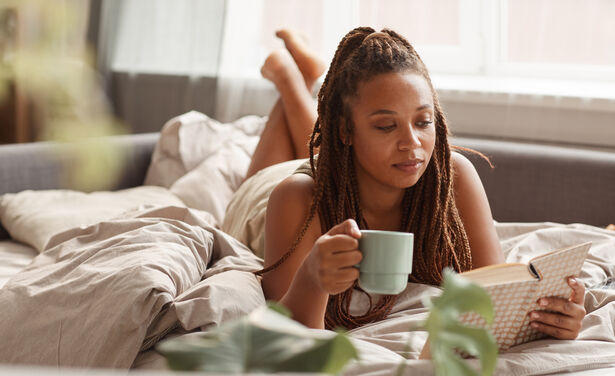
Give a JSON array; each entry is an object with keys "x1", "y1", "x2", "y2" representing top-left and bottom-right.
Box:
[{"x1": 257, "y1": 27, "x2": 473, "y2": 330}]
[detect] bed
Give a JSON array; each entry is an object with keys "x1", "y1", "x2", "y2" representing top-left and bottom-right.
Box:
[{"x1": 1, "y1": 111, "x2": 614, "y2": 375}]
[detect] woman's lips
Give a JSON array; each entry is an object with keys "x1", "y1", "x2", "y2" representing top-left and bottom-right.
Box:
[{"x1": 393, "y1": 160, "x2": 423, "y2": 173}]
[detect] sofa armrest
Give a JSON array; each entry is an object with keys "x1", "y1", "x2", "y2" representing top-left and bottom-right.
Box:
[
  {"x1": 0, "y1": 133, "x2": 159, "y2": 239},
  {"x1": 454, "y1": 137, "x2": 615, "y2": 228},
  {"x1": 0, "y1": 133, "x2": 159, "y2": 195}
]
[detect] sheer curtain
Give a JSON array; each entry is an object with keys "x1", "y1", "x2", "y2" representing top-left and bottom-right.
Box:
[
  {"x1": 94, "y1": 0, "x2": 354, "y2": 127},
  {"x1": 214, "y1": 0, "x2": 266, "y2": 123},
  {"x1": 96, "y1": 0, "x2": 226, "y2": 132}
]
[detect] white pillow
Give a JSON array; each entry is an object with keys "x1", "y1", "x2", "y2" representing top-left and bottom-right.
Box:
[
  {"x1": 221, "y1": 159, "x2": 306, "y2": 258},
  {"x1": 0, "y1": 186, "x2": 186, "y2": 252},
  {"x1": 145, "y1": 111, "x2": 266, "y2": 224}
]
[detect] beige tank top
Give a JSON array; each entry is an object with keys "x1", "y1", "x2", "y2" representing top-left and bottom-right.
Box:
[{"x1": 293, "y1": 158, "x2": 314, "y2": 177}]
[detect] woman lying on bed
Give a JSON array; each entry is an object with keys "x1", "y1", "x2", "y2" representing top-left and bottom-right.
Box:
[{"x1": 246, "y1": 27, "x2": 585, "y2": 340}]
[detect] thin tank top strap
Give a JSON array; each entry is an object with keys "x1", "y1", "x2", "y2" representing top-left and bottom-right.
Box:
[{"x1": 293, "y1": 157, "x2": 316, "y2": 178}]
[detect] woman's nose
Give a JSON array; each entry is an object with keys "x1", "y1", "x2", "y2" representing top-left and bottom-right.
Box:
[{"x1": 398, "y1": 123, "x2": 421, "y2": 150}]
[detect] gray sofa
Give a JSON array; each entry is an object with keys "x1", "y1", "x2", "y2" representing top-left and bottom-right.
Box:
[{"x1": 0, "y1": 133, "x2": 614, "y2": 241}]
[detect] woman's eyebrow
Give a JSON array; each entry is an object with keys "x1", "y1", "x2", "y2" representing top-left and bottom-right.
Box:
[
  {"x1": 368, "y1": 104, "x2": 433, "y2": 117},
  {"x1": 368, "y1": 109, "x2": 395, "y2": 116}
]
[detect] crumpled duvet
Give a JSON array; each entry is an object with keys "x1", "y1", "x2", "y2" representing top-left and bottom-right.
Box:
[{"x1": 0, "y1": 205, "x2": 265, "y2": 368}]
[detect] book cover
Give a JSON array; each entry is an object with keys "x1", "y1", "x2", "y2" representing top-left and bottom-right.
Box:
[{"x1": 460, "y1": 241, "x2": 592, "y2": 351}]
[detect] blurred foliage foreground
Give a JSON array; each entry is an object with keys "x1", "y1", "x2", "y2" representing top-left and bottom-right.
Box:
[
  {"x1": 0, "y1": 0, "x2": 125, "y2": 191},
  {"x1": 158, "y1": 270, "x2": 497, "y2": 376}
]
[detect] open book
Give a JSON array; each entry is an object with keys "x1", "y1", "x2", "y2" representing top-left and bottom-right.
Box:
[{"x1": 460, "y1": 242, "x2": 592, "y2": 351}]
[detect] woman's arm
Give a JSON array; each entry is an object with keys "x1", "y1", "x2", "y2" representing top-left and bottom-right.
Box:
[
  {"x1": 451, "y1": 152, "x2": 504, "y2": 267},
  {"x1": 262, "y1": 174, "x2": 362, "y2": 328}
]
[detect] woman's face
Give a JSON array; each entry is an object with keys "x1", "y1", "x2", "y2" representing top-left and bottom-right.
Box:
[{"x1": 347, "y1": 71, "x2": 436, "y2": 192}]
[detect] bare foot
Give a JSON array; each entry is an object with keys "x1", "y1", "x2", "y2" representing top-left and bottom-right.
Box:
[
  {"x1": 276, "y1": 29, "x2": 327, "y2": 88},
  {"x1": 260, "y1": 49, "x2": 304, "y2": 90}
]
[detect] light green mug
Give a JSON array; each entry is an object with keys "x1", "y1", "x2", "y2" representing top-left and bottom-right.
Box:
[{"x1": 357, "y1": 230, "x2": 414, "y2": 295}]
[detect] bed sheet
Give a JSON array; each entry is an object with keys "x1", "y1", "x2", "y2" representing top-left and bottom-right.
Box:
[{"x1": 0, "y1": 240, "x2": 36, "y2": 288}]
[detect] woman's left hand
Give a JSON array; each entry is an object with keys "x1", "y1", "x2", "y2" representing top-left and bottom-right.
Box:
[{"x1": 528, "y1": 277, "x2": 586, "y2": 340}]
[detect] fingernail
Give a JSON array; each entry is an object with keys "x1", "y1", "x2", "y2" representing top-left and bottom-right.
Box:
[
  {"x1": 354, "y1": 224, "x2": 362, "y2": 236},
  {"x1": 570, "y1": 277, "x2": 577, "y2": 285},
  {"x1": 531, "y1": 312, "x2": 539, "y2": 319},
  {"x1": 539, "y1": 299, "x2": 548, "y2": 307},
  {"x1": 531, "y1": 322, "x2": 538, "y2": 328}
]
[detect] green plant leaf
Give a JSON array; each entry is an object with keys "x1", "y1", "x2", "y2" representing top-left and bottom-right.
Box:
[
  {"x1": 274, "y1": 333, "x2": 358, "y2": 373},
  {"x1": 424, "y1": 268, "x2": 497, "y2": 376},
  {"x1": 157, "y1": 305, "x2": 358, "y2": 374},
  {"x1": 431, "y1": 346, "x2": 479, "y2": 376},
  {"x1": 431, "y1": 269, "x2": 494, "y2": 325},
  {"x1": 266, "y1": 301, "x2": 292, "y2": 317}
]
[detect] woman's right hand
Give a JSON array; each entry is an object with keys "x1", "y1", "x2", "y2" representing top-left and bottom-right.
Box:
[{"x1": 302, "y1": 219, "x2": 364, "y2": 295}]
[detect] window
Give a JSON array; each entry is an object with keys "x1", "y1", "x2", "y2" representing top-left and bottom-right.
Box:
[
  {"x1": 259, "y1": 0, "x2": 615, "y2": 82},
  {"x1": 500, "y1": 0, "x2": 615, "y2": 81},
  {"x1": 254, "y1": 0, "x2": 615, "y2": 147}
]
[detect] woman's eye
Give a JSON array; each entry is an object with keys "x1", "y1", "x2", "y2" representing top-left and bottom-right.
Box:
[
  {"x1": 376, "y1": 124, "x2": 396, "y2": 131},
  {"x1": 416, "y1": 121, "x2": 433, "y2": 128}
]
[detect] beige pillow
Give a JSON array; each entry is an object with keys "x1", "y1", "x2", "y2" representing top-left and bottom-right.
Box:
[
  {"x1": 145, "y1": 111, "x2": 265, "y2": 187},
  {"x1": 145, "y1": 111, "x2": 265, "y2": 223},
  {"x1": 170, "y1": 141, "x2": 254, "y2": 225},
  {"x1": 221, "y1": 159, "x2": 306, "y2": 258},
  {"x1": 0, "y1": 186, "x2": 186, "y2": 252}
]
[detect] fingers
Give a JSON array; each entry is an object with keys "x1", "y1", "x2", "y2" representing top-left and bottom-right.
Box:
[
  {"x1": 331, "y1": 248, "x2": 363, "y2": 266},
  {"x1": 318, "y1": 260, "x2": 360, "y2": 295},
  {"x1": 318, "y1": 234, "x2": 359, "y2": 254},
  {"x1": 529, "y1": 320, "x2": 578, "y2": 340},
  {"x1": 535, "y1": 296, "x2": 586, "y2": 320},
  {"x1": 310, "y1": 228, "x2": 362, "y2": 294},
  {"x1": 334, "y1": 267, "x2": 360, "y2": 283},
  {"x1": 529, "y1": 310, "x2": 581, "y2": 337},
  {"x1": 529, "y1": 289, "x2": 587, "y2": 340},
  {"x1": 568, "y1": 277, "x2": 586, "y2": 305},
  {"x1": 327, "y1": 219, "x2": 361, "y2": 238}
]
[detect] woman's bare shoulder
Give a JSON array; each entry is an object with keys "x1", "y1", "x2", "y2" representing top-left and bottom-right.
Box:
[
  {"x1": 450, "y1": 151, "x2": 485, "y2": 205},
  {"x1": 451, "y1": 151, "x2": 478, "y2": 176},
  {"x1": 269, "y1": 173, "x2": 316, "y2": 211}
]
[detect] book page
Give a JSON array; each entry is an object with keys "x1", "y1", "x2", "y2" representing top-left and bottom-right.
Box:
[
  {"x1": 461, "y1": 262, "x2": 534, "y2": 286},
  {"x1": 512, "y1": 242, "x2": 592, "y2": 346}
]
